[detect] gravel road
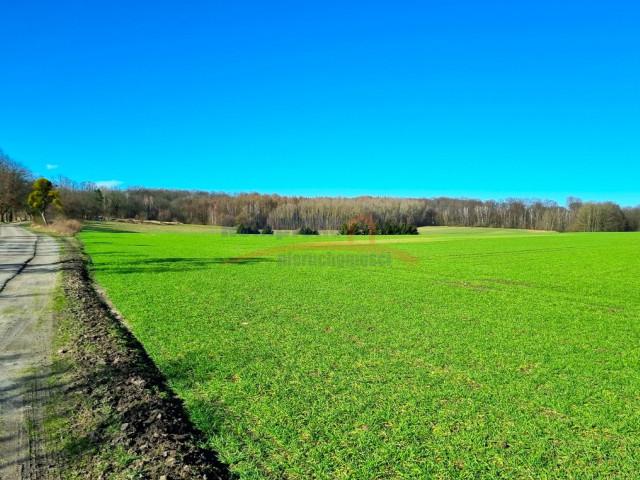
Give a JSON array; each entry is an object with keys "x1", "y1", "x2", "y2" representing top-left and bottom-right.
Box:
[{"x1": 0, "y1": 224, "x2": 59, "y2": 480}]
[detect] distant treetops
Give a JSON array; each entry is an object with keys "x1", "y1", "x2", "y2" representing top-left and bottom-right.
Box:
[
  {"x1": 571, "y1": 202, "x2": 627, "y2": 232},
  {"x1": 2, "y1": 147, "x2": 639, "y2": 232}
]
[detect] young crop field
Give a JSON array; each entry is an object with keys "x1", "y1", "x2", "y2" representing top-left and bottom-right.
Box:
[{"x1": 79, "y1": 222, "x2": 640, "y2": 479}]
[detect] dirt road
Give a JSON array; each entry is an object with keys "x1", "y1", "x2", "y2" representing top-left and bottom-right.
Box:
[{"x1": 0, "y1": 224, "x2": 59, "y2": 479}]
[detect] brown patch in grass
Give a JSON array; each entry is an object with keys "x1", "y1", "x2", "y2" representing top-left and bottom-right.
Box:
[
  {"x1": 541, "y1": 407, "x2": 565, "y2": 418},
  {"x1": 518, "y1": 362, "x2": 540, "y2": 374},
  {"x1": 32, "y1": 219, "x2": 83, "y2": 235},
  {"x1": 448, "y1": 281, "x2": 491, "y2": 291},
  {"x1": 481, "y1": 278, "x2": 533, "y2": 287}
]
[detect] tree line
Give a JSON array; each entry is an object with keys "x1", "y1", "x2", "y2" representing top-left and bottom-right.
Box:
[
  {"x1": 0, "y1": 149, "x2": 31, "y2": 222},
  {"x1": 1, "y1": 149, "x2": 639, "y2": 232}
]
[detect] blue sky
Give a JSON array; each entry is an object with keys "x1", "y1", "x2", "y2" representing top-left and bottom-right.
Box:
[{"x1": 1, "y1": 1, "x2": 638, "y2": 205}]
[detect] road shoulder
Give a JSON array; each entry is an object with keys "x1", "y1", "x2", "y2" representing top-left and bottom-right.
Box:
[
  {"x1": 0, "y1": 226, "x2": 59, "y2": 480},
  {"x1": 44, "y1": 237, "x2": 228, "y2": 479}
]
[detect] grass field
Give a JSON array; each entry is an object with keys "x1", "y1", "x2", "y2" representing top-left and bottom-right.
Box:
[{"x1": 79, "y1": 222, "x2": 640, "y2": 479}]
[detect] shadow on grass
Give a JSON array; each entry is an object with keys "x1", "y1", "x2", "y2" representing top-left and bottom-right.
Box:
[
  {"x1": 92, "y1": 256, "x2": 275, "y2": 274},
  {"x1": 82, "y1": 223, "x2": 143, "y2": 234}
]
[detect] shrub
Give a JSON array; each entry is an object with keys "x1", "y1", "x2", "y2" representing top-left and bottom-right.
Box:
[
  {"x1": 299, "y1": 226, "x2": 319, "y2": 235},
  {"x1": 236, "y1": 223, "x2": 260, "y2": 234},
  {"x1": 338, "y1": 221, "x2": 369, "y2": 235},
  {"x1": 374, "y1": 222, "x2": 418, "y2": 235},
  {"x1": 261, "y1": 225, "x2": 274, "y2": 235},
  {"x1": 339, "y1": 221, "x2": 418, "y2": 235}
]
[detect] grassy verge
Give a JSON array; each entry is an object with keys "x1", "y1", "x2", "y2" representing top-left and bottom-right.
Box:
[
  {"x1": 43, "y1": 237, "x2": 228, "y2": 479},
  {"x1": 45, "y1": 263, "x2": 121, "y2": 478}
]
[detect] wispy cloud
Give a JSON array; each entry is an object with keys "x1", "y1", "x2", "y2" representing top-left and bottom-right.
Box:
[
  {"x1": 95, "y1": 180, "x2": 124, "y2": 189},
  {"x1": 46, "y1": 164, "x2": 58, "y2": 170}
]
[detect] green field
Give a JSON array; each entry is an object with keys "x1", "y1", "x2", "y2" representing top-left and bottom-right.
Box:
[{"x1": 79, "y1": 223, "x2": 640, "y2": 479}]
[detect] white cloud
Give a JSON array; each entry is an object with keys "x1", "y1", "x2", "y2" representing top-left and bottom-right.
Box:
[
  {"x1": 95, "y1": 180, "x2": 124, "y2": 189},
  {"x1": 46, "y1": 164, "x2": 58, "y2": 169}
]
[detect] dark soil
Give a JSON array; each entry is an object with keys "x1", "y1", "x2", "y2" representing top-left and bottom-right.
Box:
[{"x1": 54, "y1": 237, "x2": 230, "y2": 479}]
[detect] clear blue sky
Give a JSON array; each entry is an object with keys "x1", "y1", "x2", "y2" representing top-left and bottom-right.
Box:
[{"x1": 1, "y1": 1, "x2": 638, "y2": 205}]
